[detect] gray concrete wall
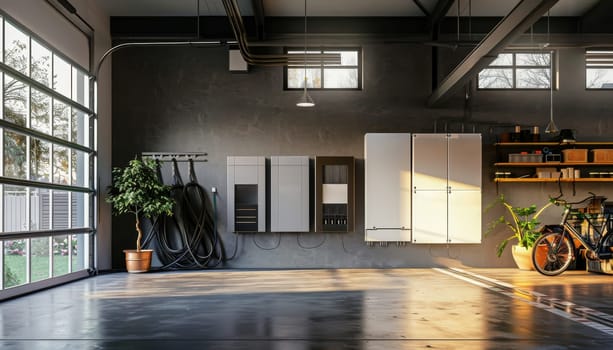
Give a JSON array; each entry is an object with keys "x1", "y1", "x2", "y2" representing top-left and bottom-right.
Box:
[{"x1": 111, "y1": 43, "x2": 613, "y2": 269}]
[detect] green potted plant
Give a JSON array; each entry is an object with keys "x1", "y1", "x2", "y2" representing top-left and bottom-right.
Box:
[
  {"x1": 486, "y1": 194, "x2": 554, "y2": 270},
  {"x1": 106, "y1": 158, "x2": 173, "y2": 273}
]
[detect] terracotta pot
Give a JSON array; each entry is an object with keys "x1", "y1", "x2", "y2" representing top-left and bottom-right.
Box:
[
  {"x1": 511, "y1": 245, "x2": 534, "y2": 270},
  {"x1": 123, "y1": 249, "x2": 153, "y2": 273}
]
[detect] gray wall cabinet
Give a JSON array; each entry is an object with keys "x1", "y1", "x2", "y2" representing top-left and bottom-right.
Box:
[
  {"x1": 270, "y1": 156, "x2": 310, "y2": 232},
  {"x1": 227, "y1": 156, "x2": 266, "y2": 232}
]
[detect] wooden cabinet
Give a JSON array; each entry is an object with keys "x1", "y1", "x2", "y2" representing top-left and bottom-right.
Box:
[
  {"x1": 493, "y1": 142, "x2": 613, "y2": 183},
  {"x1": 315, "y1": 156, "x2": 355, "y2": 233}
]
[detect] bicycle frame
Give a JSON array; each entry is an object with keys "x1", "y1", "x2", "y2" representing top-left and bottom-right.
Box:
[{"x1": 558, "y1": 204, "x2": 611, "y2": 260}]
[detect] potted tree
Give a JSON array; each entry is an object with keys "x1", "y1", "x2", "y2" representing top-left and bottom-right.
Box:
[
  {"x1": 107, "y1": 158, "x2": 173, "y2": 273},
  {"x1": 486, "y1": 194, "x2": 554, "y2": 270}
]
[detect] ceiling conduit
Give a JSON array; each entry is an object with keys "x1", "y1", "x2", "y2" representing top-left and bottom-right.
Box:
[
  {"x1": 221, "y1": 0, "x2": 340, "y2": 66},
  {"x1": 427, "y1": 0, "x2": 559, "y2": 107}
]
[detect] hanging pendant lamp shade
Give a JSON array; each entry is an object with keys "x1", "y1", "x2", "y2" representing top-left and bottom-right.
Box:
[
  {"x1": 297, "y1": 0, "x2": 314, "y2": 107},
  {"x1": 297, "y1": 87, "x2": 315, "y2": 107}
]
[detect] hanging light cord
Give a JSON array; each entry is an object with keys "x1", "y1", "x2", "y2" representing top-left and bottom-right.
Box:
[{"x1": 303, "y1": 0, "x2": 308, "y2": 91}]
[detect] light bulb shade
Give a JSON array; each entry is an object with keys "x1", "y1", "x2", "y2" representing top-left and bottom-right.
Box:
[
  {"x1": 296, "y1": 90, "x2": 315, "y2": 107},
  {"x1": 545, "y1": 119, "x2": 559, "y2": 134}
]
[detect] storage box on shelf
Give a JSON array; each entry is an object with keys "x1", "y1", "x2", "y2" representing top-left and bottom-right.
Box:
[
  {"x1": 493, "y1": 141, "x2": 613, "y2": 183},
  {"x1": 592, "y1": 149, "x2": 613, "y2": 163},
  {"x1": 562, "y1": 149, "x2": 588, "y2": 163}
]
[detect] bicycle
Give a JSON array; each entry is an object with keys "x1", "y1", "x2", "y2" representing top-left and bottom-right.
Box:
[{"x1": 531, "y1": 193, "x2": 613, "y2": 276}]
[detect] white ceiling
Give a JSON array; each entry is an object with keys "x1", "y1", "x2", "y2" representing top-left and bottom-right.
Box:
[{"x1": 95, "y1": 0, "x2": 601, "y2": 18}]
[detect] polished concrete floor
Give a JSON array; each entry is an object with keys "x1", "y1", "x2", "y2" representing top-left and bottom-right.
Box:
[{"x1": 1, "y1": 268, "x2": 612, "y2": 349}]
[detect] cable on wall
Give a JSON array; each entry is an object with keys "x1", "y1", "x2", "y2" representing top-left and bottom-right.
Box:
[
  {"x1": 297, "y1": 233, "x2": 326, "y2": 249},
  {"x1": 252, "y1": 233, "x2": 282, "y2": 250}
]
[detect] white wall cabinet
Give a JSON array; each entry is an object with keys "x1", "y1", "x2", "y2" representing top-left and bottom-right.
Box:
[
  {"x1": 411, "y1": 134, "x2": 482, "y2": 244},
  {"x1": 364, "y1": 133, "x2": 412, "y2": 241},
  {"x1": 270, "y1": 156, "x2": 309, "y2": 232}
]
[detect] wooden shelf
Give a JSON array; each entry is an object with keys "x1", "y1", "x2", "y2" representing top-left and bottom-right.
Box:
[
  {"x1": 495, "y1": 142, "x2": 613, "y2": 147},
  {"x1": 494, "y1": 178, "x2": 613, "y2": 183},
  {"x1": 494, "y1": 162, "x2": 613, "y2": 167}
]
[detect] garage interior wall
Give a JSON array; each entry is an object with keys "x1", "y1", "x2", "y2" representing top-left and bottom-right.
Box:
[{"x1": 110, "y1": 41, "x2": 613, "y2": 269}]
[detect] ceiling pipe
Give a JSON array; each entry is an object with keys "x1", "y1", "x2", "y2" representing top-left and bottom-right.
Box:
[{"x1": 221, "y1": 0, "x2": 340, "y2": 66}]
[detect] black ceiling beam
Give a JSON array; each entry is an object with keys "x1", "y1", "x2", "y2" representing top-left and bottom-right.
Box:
[
  {"x1": 581, "y1": 0, "x2": 613, "y2": 33},
  {"x1": 429, "y1": 0, "x2": 455, "y2": 30},
  {"x1": 252, "y1": 0, "x2": 265, "y2": 40},
  {"x1": 412, "y1": 0, "x2": 430, "y2": 16},
  {"x1": 427, "y1": 0, "x2": 559, "y2": 107}
]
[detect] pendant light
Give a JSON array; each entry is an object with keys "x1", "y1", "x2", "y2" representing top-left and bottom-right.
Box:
[
  {"x1": 296, "y1": 0, "x2": 315, "y2": 107},
  {"x1": 544, "y1": 11, "x2": 558, "y2": 134}
]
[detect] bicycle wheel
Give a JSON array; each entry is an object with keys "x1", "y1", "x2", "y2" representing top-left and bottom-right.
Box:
[{"x1": 532, "y1": 231, "x2": 573, "y2": 276}]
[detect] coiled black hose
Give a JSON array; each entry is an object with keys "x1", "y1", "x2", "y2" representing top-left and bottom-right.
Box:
[{"x1": 142, "y1": 159, "x2": 225, "y2": 269}]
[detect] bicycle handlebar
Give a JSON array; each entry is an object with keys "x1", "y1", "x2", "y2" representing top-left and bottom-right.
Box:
[{"x1": 551, "y1": 192, "x2": 600, "y2": 207}]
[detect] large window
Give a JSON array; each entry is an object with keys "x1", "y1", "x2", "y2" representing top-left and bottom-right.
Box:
[
  {"x1": 478, "y1": 51, "x2": 553, "y2": 89},
  {"x1": 586, "y1": 49, "x2": 613, "y2": 89},
  {"x1": 0, "y1": 14, "x2": 94, "y2": 293},
  {"x1": 285, "y1": 48, "x2": 362, "y2": 90}
]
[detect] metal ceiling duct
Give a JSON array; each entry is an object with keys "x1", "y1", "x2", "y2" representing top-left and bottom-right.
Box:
[{"x1": 221, "y1": 0, "x2": 341, "y2": 66}]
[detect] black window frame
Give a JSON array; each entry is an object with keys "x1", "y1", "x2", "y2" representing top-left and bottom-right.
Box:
[
  {"x1": 283, "y1": 47, "x2": 362, "y2": 91},
  {"x1": 477, "y1": 50, "x2": 557, "y2": 90},
  {"x1": 585, "y1": 48, "x2": 613, "y2": 90}
]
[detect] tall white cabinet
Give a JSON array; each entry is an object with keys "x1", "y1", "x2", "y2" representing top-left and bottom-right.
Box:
[
  {"x1": 364, "y1": 133, "x2": 412, "y2": 242},
  {"x1": 411, "y1": 134, "x2": 482, "y2": 244}
]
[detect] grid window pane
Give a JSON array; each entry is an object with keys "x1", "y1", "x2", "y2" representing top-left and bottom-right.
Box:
[
  {"x1": 31, "y1": 88, "x2": 51, "y2": 134},
  {"x1": 517, "y1": 68, "x2": 550, "y2": 88},
  {"x1": 31, "y1": 39, "x2": 52, "y2": 87},
  {"x1": 4, "y1": 22, "x2": 29, "y2": 75},
  {"x1": 288, "y1": 68, "x2": 322, "y2": 88},
  {"x1": 53, "y1": 100, "x2": 70, "y2": 141},
  {"x1": 586, "y1": 69, "x2": 613, "y2": 89},
  {"x1": 71, "y1": 149, "x2": 88, "y2": 187},
  {"x1": 3, "y1": 130, "x2": 27, "y2": 179},
  {"x1": 516, "y1": 53, "x2": 550, "y2": 66},
  {"x1": 72, "y1": 67, "x2": 89, "y2": 108},
  {"x1": 52, "y1": 235, "x2": 69, "y2": 276},
  {"x1": 490, "y1": 53, "x2": 513, "y2": 66},
  {"x1": 586, "y1": 49, "x2": 613, "y2": 88},
  {"x1": 71, "y1": 109, "x2": 89, "y2": 146},
  {"x1": 30, "y1": 188, "x2": 50, "y2": 230},
  {"x1": 3, "y1": 74, "x2": 29, "y2": 126},
  {"x1": 479, "y1": 52, "x2": 551, "y2": 89},
  {"x1": 71, "y1": 234, "x2": 86, "y2": 272},
  {"x1": 3, "y1": 185, "x2": 28, "y2": 232},
  {"x1": 0, "y1": 16, "x2": 3, "y2": 63},
  {"x1": 324, "y1": 51, "x2": 358, "y2": 66},
  {"x1": 4, "y1": 240, "x2": 27, "y2": 288},
  {"x1": 71, "y1": 192, "x2": 87, "y2": 228},
  {"x1": 53, "y1": 55, "x2": 71, "y2": 98},
  {"x1": 324, "y1": 69, "x2": 359, "y2": 89},
  {"x1": 53, "y1": 145, "x2": 70, "y2": 185},
  {"x1": 30, "y1": 237, "x2": 50, "y2": 282},
  {"x1": 52, "y1": 191, "x2": 70, "y2": 229},
  {"x1": 478, "y1": 68, "x2": 513, "y2": 88},
  {"x1": 30, "y1": 138, "x2": 51, "y2": 182},
  {"x1": 286, "y1": 49, "x2": 360, "y2": 89}
]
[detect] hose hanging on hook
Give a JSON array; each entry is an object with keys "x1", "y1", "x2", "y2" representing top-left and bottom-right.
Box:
[{"x1": 142, "y1": 158, "x2": 225, "y2": 269}]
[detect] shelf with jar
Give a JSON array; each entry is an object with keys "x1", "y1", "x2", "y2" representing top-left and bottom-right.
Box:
[{"x1": 493, "y1": 141, "x2": 613, "y2": 183}]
